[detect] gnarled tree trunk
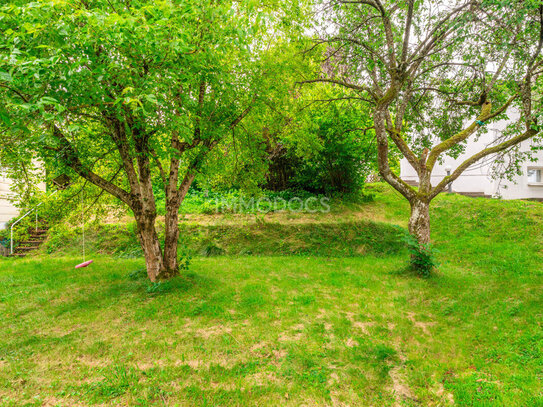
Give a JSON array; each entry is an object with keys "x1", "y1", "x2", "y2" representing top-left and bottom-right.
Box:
[
  {"x1": 137, "y1": 172, "x2": 196, "y2": 282},
  {"x1": 161, "y1": 172, "x2": 196, "y2": 279},
  {"x1": 135, "y1": 211, "x2": 167, "y2": 282},
  {"x1": 163, "y1": 201, "x2": 180, "y2": 275},
  {"x1": 135, "y1": 208, "x2": 182, "y2": 282},
  {"x1": 408, "y1": 199, "x2": 430, "y2": 246},
  {"x1": 133, "y1": 170, "x2": 184, "y2": 282}
]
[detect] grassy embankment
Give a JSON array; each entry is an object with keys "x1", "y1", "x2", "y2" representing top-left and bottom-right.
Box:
[{"x1": 0, "y1": 184, "x2": 542, "y2": 406}]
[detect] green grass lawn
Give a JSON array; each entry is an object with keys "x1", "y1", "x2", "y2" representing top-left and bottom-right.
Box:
[{"x1": 1, "y1": 185, "x2": 542, "y2": 406}]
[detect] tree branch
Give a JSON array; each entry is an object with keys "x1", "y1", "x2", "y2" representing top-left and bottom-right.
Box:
[
  {"x1": 426, "y1": 95, "x2": 517, "y2": 171},
  {"x1": 51, "y1": 125, "x2": 133, "y2": 206},
  {"x1": 297, "y1": 79, "x2": 377, "y2": 100},
  {"x1": 430, "y1": 128, "x2": 540, "y2": 199},
  {"x1": 0, "y1": 83, "x2": 30, "y2": 103},
  {"x1": 400, "y1": 0, "x2": 414, "y2": 65}
]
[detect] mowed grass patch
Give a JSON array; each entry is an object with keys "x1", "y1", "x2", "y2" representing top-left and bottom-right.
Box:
[
  {"x1": 430, "y1": 194, "x2": 543, "y2": 275},
  {"x1": 0, "y1": 256, "x2": 542, "y2": 406}
]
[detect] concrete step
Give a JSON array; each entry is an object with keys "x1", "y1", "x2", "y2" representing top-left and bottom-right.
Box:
[
  {"x1": 3, "y1": 224, "x2": 49, "y2": 258},
  {"x1": 29, "y1": 233, "x2": 48, "y2": 239},
  {"x1": 30, "y1": 229, "x2": 48, "y2": 234},
  {"x1": 456, "y1": 191, "x2": 491, "y2": 198},
  {"x1": 19, "y1": 240, "x2": 44, "y2": 246},
  {"x1": 15, "y1": 246, "x2": 38, "y2": 252}
]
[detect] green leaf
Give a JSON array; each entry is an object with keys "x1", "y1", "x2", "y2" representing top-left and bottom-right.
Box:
[
  {"x1": 0, "y1": 71, "x2": 13, "y2": 82},
  {"x1": 0, "y1": 107, "x2": 11, "y2": 126}
]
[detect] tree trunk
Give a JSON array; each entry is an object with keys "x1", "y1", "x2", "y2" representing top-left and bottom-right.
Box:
[
  {"x1": 134, "y1": 205, "x2": 183, "y2": 282},
  {"x1": 408, "y1": 199, "x2": 430, "y2": 246},
  {"x1": 163, "y1": 201, "x2": 180, "y2": 275},
  {"x1": 135, "y1": 212, "x2": 166, "y2": 282},
  {"x1": 159, "y1": 170, "x2": 195, "y2": 280}
]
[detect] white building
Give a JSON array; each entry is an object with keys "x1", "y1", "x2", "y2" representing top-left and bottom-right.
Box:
[
  {"x1": 0, "y1": 167, "x2": 46, "y2": 230},
  {"x1": 400, "y1": 118, "x2": 543, "y2": 200},
  {"x1": 0, "y1": 174, "x2": 21, "y2": 230}
]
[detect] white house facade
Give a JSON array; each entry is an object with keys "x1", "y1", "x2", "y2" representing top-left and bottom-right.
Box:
[
  {"x1": 400, "y1": 117, "x2": 543, "y2": 200},
  {"x1": 0, "y1": 174, "x2": 21, "y2": 230},
  {"x1": 0, "y1": 167, "x2": 46, "y2": 230}
]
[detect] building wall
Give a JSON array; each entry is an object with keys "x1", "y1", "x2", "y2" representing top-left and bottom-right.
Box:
[
  {"x1": 494, "y1": 161, "x2": 543, "y2": 199},
  {"x1": 400, "y1": 116, "x2": 543, "y2": 200},
  {"x1": 0, "y1": 175, "x2": 20, "y2": 229},
  {"x1": 0, "y1": 167, "x2": 46, "y2": 230}
]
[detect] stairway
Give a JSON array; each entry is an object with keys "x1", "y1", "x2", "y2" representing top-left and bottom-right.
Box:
[
  {"x1": 401, "y1": 179, "x2": 491, "y2": 198},
  {"x1": 455, "y1": 191, "x2": 492, "y2": 199},
  {"x1": 10, "y1": 227, "x2": 49, "y2": 258},
  {"x1": 404, "y1": 179, "x2": 419, "y2": 187}
]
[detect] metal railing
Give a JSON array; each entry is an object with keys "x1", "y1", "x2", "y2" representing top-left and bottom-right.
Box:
[{"x1": 9, "y1": 191, "x2": 58, "y2": 255}]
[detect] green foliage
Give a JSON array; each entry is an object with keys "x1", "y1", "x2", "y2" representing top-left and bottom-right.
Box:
[
  {"x1": 127, "y1": 268, "x2": 147, "y2": 281},
  {"x1": 156, "y1": 188, "x2": 332, "y2": 215},
  {"x1": 178, "y1": 249, "x2": 192, "y2": 272},
  {"x1": 0, "y1": 0, "x2": 313, "y2": 275},
  {"x1": 393, "y1": 223, "x2": 438, "y2": 277},
  {"x1": 200, "y1": 241, "x2": 226, "y2": 257},
  {"x1": 401, "y1": 233, "x2": 438, "y2": 278},
  {"x1": 0, "y1": 217, "x2": 30, "y2": 244},
  {"x1": 44, "y1": 223, "x2": 77, "y2": 254},
  {"x1": 287, "y1": 131, "x2": 370, "y2": 194},
  {"x1": 265, "y1": 131, "x2": 371, "y2": 195},
  {"x1": 265, "y1": 85, "x2": 382, "y2": 195},
  {"x1": 318, "y1": 0, "x2": 543, "y2": 159},
  {"x1": 146, "y1": 280, "x2": 174, "y2": 295}
]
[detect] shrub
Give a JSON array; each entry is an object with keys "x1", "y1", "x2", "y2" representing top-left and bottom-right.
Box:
[
  {"x1": 200, "y1": 241, "x2": 225, "y2": 257},
  {"x1": 265, "y1": 129, "x2": 373, "y2": 195},
  {"x1": 264, "y1": 86, "x2": 383, "y2": 195},
  {"x1": 399, "y1": 231, "x2": 438, "y2": 277}
]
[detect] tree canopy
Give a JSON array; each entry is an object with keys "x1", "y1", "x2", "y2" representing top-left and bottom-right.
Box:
[
  {"x1": 2, "y1": 0, "x2": 543, "y2": 277},
  {"x1": 0, "y1": 0, "x2": 309, "y2": 279},
  {"x1": 310, "y1": 0, "x2": 543, "y2": 252}
]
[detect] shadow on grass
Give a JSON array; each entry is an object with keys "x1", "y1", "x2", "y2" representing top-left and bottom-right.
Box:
[
  {"x1": 54, "y1": 270, "x2": 212, "y2": 317},
  {"x1": 0, "y1": 331, "x2": 80, "y2": 359},
  {"x1": 387, "y1": 263, "x2": 444, "y2": 282}
]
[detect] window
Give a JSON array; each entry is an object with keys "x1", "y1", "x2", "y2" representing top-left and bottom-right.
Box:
[{"x1": 527, "y1": 168, "x2": 543, "y2": 184}]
